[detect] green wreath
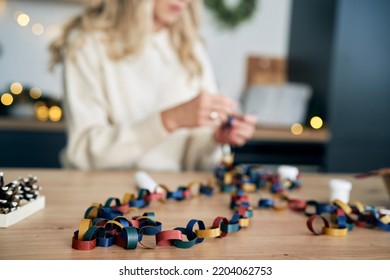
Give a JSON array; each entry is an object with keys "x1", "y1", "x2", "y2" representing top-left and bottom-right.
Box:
[{"x1": 204, "y1": 0, "x2": 258, "y2": 29}]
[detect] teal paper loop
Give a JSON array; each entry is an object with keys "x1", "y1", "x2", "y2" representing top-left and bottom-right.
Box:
[
  {"x1": 245, "y1": 209, "x2": 253, "y2": 218},
  {"x1": 142, "y1": 212, "x2": 156, "y2": 219},
  {"x1": 138, "y1": 189, "x2": 151, "y2": 200},
  {"x1": 104, "y1": 197, "x2": 121, "y2": 208},
  {"x1": 83, "y1": 226, "x2": 103, "y2": 241},
  {"x1": 121, "y1": 227, "x2": 139, "y2": 250},
  {"x1": 221, "y1": 221, "x2": 240, "y2": 233},
  {"x1": 346, "y1": 222, "x2": 354, "y2": 231},
  {"x1": 221, "y1": 184, "x2": 236, "y2": 193},
  {"x1": 84, "y1": 206, "x2": 100, "y2": 219},
  {"x1": 172, "y1": 227, "x2": 196, "y2": 249},
  {"x1": 136, "y1": 216, "x2": 157, "y2": 227}
]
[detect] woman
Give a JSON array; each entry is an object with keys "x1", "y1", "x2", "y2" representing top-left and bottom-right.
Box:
[{"x1": 50, "y1": 0, "x2": 256, "y2": 171}]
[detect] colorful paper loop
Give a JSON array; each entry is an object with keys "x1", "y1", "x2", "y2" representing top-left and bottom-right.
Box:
[
  {"x1": 72, "y1": 231, "x2": 96, "y2": 250},
  {"x1": 156, "y1": 230, "x2": 182, "y2": 247},
  {"x1": 185, "y1": 219, "x2": 206, "y2": 244},
  {"x1": 120, "y1": 227, "x2": 139, "y2": 250},
  {"x1": 195, "y1": 227, "x2": 221, "y2": 239},
  {"x1": 78, "y1": 219, "x2": 92, "y2": 241},
  {"x1": 172, "y1": 227, "x2": 197, "y2": 249}
]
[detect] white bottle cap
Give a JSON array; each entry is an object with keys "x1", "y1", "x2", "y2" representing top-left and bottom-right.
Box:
[
  {"x1": 277, "y1": 165, "x2": 299, "y2": 181},
  {"x1": 329, "y1": 179, "x2": 352, "y2": 203},
  {"x1": 134, "y1": 171, "x2": 163, "y2": 193}
]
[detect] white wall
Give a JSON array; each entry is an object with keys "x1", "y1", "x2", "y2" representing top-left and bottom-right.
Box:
[
  {"x1": 0, "y1": 0, "x2": 82, "y2": 99},
  {"x1": 0, "y1": 0, "x2": 292, "y2": 100},
  {"x1": 202, "y1": 0, "x2": 292, "y2": 100}
]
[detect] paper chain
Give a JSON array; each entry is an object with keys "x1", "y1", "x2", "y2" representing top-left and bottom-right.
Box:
[
  {"x1": 216, "y1": 164, "x2": 390, "y2": 236},
  {"x1": 72, "y1": 183, "x2": 256, "y2": 250},
  {"x1": 71, "y1": 162, "x2": 389, "y2": 251}
]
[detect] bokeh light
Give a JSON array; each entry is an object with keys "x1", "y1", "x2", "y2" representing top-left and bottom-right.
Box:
[
  {"x1": 49, "y1": 105, "x2": 62, "y2": 122},
  {"x1": 17, "y1": 13, "x2": 30, "y2": 27},
  {"x1": 35, "y1": 102, "x2": 49, "y2": 121},
  {"x1": 32, "y1": 23, "x2": 44, "y2": 35},
  {"x1": 1, "y1": 93, "x2": 14, "y2": 106},
  {"x1": 10, "y1": 82, "x2": 23, "y2": 95},
  {"x1": 30, "y1": 87, "x2": 42, "y2": 99},
  {"x1": 310, "y1": 116, "x2": 324, "y2": 129},
  {"x1": 291, "y1": 123, "x2": 303, "y2": 135}
]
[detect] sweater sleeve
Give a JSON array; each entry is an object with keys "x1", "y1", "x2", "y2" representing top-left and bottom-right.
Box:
[
  {"x1": 183, "y1": 127, "x2": 222, "y2": 171},
  {"x1": 63, "y1": 34, "x2": 169, "y2": 170},
  {"x1": 183, "y1": 41, "x2": 222, "y2": 171}
]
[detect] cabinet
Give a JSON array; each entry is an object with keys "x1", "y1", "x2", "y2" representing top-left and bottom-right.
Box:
[
  {"x1": 234, "y1": 126, "x2": 330, "y2": 171},
  {"x1": 0, "y1": 118, "x2": 330, "y2": 169},
  {"x1": 288, "y1": 0, "x2": 390, "y2": 172},
  {"x1": 0, "y1": 118, "x2": 66, "y2": 168}
]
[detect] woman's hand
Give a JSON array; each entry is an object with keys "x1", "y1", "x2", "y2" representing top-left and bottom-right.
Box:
[
  {"x1": 161, "y1": 92, "x2": 237, "y2": 132},
  {"x1": 214, "y1": 114, "x2": 257, "y2": 146}
]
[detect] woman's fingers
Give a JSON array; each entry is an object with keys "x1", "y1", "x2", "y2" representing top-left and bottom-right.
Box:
[
  {"x1": 211, "y1": 95, "x2": 237, "y2": 114},
  {"x1": 214, "y1": 115, "x2": 256, "y2": 146},
  {"x1": 161, "y1": 92, "x2": 239, "y2": 131},
  {"x1": 231, "y1": 113, "x2": 257, "y2": 124},
  {"x1": 197, "y1": 93, "x2": 237, "y2": 127},
  {"x1": 228, "y1": 118, "x2": 256, "y2": 146}
]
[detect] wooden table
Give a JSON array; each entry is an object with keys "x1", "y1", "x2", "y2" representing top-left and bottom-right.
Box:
[{"x1": 0, "y1": 169, "x2": 389, "y2": 260}]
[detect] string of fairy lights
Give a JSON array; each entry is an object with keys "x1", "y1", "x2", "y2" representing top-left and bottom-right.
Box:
[
  {"x1": 0, "y1": 0, "x2": 62, "y2": 122},
  {"x1": 0, "y1": 82, "x2": 62, "y2": 122},
  {"x1": 290, "y1": 116, "x2": 324, "y2": 135},
  {"x1": 0, "y1": 0, "x2": 60, "y2": 37}
]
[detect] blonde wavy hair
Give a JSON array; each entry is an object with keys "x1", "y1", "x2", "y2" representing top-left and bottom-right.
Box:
[{"x1": 49, "y1": 0, "x2": 203, "y2": 78}]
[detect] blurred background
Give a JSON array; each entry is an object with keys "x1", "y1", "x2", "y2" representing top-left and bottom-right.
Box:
[{"x1": 0, "y1": 0, "x2": 389, "y2": 172}]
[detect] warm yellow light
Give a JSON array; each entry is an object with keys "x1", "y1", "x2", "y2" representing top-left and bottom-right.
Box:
[
  {"x1": 1, "y1": 93, "x2": 14, "y2": 106},
  {"x1": 30, "y1": 87, "x2": 42, "y2": 99},
  {"x1": 17, "y1": 13, "x2": 30, "y2": 27},
  {"x1": 36, "y1": 104, "x2": 49, "y2": 121},
  {"x1": 291, "y1": 123, "x2": 303, "y2": 135},
  {"x1": 49, "y1": 105, "x2": 62, "y2": 122},
  {"x1": 10, "y1": 82, "x2": 23, "y2": 94},
  {"x1": 310, "y1": 116, "x2": 323, "y2": 129},
  {"x1": 31, "y1": 23, "x2": 44, "y2": 35}
]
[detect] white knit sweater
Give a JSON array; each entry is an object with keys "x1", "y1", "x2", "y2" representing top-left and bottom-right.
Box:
[{"x1": 62, "y1": 29, "x2": 222, "y2": 171}]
